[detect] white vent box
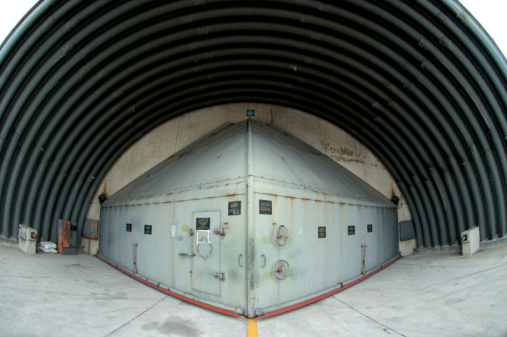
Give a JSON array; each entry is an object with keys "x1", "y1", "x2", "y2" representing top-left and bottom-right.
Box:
[
  {"x1": 461, "y1": 226, "x2": 480, "y2": 256},
  {"x1": 18, "y1": 224, "x2": 38, "y2": 254}
]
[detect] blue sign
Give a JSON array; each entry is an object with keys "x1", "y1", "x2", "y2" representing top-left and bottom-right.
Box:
[{"x1": 246, "y1": 109, "x2": 255, "y2": 117}]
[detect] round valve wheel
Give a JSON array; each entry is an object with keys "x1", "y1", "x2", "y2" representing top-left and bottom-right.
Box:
[
  {"x1": 274, "y1": 259, "x2": 291, "y2": 280},
  {"x1": 273, "y1": 225, "x2": 290, "y2": 246}
]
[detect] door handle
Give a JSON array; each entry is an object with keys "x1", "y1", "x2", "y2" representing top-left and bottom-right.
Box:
[
  {"x1": 238, "y1": 254, "x2": 243, "y2": 267},
  {"x1": 261, "y1": 254, "x2": 266, "y2": 268}
]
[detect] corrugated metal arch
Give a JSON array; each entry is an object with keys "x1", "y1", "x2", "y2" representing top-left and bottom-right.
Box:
[{"x1": 1, "y1": 0, "x2": 506, "y2": 248}]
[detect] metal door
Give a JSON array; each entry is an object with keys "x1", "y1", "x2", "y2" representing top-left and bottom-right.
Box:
[{"x1": 191, "y1": 211, "x2": 222, "y2": 296}]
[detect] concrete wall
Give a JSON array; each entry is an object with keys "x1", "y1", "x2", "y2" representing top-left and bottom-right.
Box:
[{"x1": 86, "y1": 103, "x2": 415, "y2": 255}]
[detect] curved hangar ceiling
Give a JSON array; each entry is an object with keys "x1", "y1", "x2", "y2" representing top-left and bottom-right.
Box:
[{"x1": 0, "y1": 0, "x2": 506, "y2": 248}]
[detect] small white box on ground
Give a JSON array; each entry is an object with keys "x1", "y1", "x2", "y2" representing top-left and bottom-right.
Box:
[
  {"x1": 39, "y1": 241, "x2": 57, "y2": 253},
  {"x1": 40, "y1": 241, "x2": 56, "y2": 250},
  {"x1": 461, "y1": 226, "x2": 480, "y2": 256}
]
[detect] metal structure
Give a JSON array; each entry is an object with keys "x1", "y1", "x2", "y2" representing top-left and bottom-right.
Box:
[
  {"x1": 99, "y1": 120, "x2": 398, "y2": 317},
  {"x1": 1, "y1": 0, "x2": 507, "y2": 251}
]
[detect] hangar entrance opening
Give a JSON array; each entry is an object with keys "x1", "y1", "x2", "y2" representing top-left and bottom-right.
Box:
[{"x1": 99, "y1": 119, "x2": 398, "y2": 317}]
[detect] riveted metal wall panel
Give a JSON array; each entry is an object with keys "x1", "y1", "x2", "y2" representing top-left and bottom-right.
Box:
[
  {"x1": 100, "y1": 184, "x2": 249, "y2": 313},
  {"x1": 99, "y1": 120, "x2": 397, "y2": 317},
  {"x1": 250, "y1": 186, "x2": 397, "y2": 316}
]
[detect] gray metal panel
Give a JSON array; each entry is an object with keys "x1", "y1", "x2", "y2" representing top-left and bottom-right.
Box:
[
  {"x1": 400, "y1": 220, "x2": 416, "y2": 241},
  {"x1": 100, "y1": 120, "x2": 398, "y2": 316},
  {"x1": 82, "y1": 219, "x2": 98, "y2": 240},
  {"x1": 192, "y1": 211, "x2": 221, "y2": 296},
  {"x1": 105, "y1": 123, "x2": 247, "y2": 203},
  {"x1": 105, "y1": 120, "x2": 393, "y2": 208},
  {"x1": 250, "y1": 121, "x2": 393, "y2": 206},
  {"x1": 100, "y1": 183, "x2": 249, "y2": 312},
  {"x1": 250, "y1": 189, "x2": 398, "y2": 315}
]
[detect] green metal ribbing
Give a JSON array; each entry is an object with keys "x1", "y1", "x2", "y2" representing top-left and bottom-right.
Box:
[{"x1": 1, "y1": 0, "x2": 506, "y2": 247}]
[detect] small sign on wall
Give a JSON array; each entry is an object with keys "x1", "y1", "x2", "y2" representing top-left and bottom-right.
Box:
[
  {"x1": 348, "y1": 226, "x2": 355, "y2": 235},
  {"x1": 367, "y1": 224, "x2": 373, "y2": 233},
  {"x1": 196, "y1": 218, "x2": 211, "y2": 231},
  {"x1": 144, "y1": 225, "x2": 152, "y2": 235},
  {"x1": 259, "y1": 200, "x2": 272, "y2": 214},
  {"x1": 318, "y1": 226, "x2": 326, "y2": 238},
  {"x1": 246, "y1": 109, "x2": 255, "y2": 117},
  {"x1": 228, "y1": 201, "x2": 241, "y2": 215},
  {"x1": 126, "y1": 223, "x2": 132, "y2": 232}
]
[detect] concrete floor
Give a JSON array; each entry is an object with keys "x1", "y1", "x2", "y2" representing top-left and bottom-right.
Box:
[{"x1": 1, "y1": 244, "x2": 507, "y2": 337}]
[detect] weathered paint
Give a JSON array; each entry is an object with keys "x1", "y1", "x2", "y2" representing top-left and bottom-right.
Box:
[
  {"x1": 99, "y1": 120, "x2": 398, "y2": 317},
  {"x1": 89, "y1": 104, "x2": 410, "y2": 227},
  {"x1": 250, "y1": 188, "x2": 398, "y2": 316},
  {"x1": 82, "y1": 219, "x2": 98, "y2": 240},
  {"x1": 57, "y1": 220, "x2": 71, "y2": 253}
]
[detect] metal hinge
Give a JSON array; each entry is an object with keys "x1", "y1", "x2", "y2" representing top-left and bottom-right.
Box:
[{"x1": 213, "y1": 272, "x2": 225, "y2": 281}]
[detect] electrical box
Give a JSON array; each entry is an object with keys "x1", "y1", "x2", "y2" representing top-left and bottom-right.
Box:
[
  {"x1": 18, "y1": 224, "x2": 37, "y2": 254},
  {"x1": 57, "y1": 219, "x2": 78, "y2": 255},
  {"x1": 399, "y1": 220, "x2": 416, "y2": 241},
  {"x1": 461, "y1": 226, "x2": 480, "y2": 256}
]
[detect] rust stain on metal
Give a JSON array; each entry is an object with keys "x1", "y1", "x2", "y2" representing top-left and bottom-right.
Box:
[
  {"x1": 301, "y1": 199, "x2": 309, "y2": 209},
  {"x1": 57, "y1": 221, "x2": 71, "y2": 253},
  {"x1": 57, "y1": 227, "x2": 64, "y2": 253},
  {"x1": 82, "y1": 220, "x2": 99, "y2": 240},
  {"x1": 98, "y1": 120, "x2": 400, "y2": 318}
]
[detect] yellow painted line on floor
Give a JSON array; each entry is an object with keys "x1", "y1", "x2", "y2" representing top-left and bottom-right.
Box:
[{"x1": 247, "y1": 318, "x2": 258, "y2": 337}]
